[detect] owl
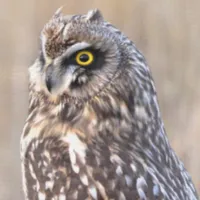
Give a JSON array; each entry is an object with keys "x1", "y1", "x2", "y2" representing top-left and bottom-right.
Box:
[{"x1": 21, "y1": 8, "x2": 199, "y2": 200}]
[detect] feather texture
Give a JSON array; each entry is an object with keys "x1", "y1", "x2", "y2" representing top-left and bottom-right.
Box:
[{"x1": 21, "y1": 9, "x2": 199, "y2": 200}]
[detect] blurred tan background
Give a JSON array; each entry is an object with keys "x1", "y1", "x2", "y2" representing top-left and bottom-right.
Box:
[{"x1": 0, "y1": 0, "x2": 199, "y2": 199}]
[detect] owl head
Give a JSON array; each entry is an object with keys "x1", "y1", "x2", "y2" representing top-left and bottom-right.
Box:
[{"x1": 29, "y1": 8, "x2": 149, "y2": 105}]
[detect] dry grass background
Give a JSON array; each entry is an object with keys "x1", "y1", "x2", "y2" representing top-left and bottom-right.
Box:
[{"x1": 0, "y1": 0, "x2": 199, "y2": 199}]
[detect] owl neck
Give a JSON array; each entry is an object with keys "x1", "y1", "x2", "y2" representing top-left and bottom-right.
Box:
[
  {"x1": 28, "y1": 66, "x2": 170, "y2": 147},
  {"x1": 27, "y1": 66, "x2": 181, "y2": 173}
]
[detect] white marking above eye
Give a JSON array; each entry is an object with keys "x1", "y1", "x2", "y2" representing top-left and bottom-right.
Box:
[{"x1": 54, "y1": 42, "x2": 92, "y2": 66}]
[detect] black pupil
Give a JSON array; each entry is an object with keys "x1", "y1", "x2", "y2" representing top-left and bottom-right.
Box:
[{"x1": 79, "y1": 54, "x2": 89, "y2": 62}]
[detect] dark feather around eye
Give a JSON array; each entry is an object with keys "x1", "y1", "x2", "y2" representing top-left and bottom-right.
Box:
[{"x1": 61, "y1": 48, "x2": 105, "y2": 70}]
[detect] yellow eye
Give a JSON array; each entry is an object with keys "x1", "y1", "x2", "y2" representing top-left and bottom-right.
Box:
[{"x1": 76, "y1": 51, "x2": 94, "y2": 66}]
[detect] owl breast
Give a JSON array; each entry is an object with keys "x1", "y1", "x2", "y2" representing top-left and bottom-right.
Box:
[
  {"x1": 22, "y1": 97, "x2": 166, "y2": 200},
  {"x1": 21, "y1": 8, "x2": 199, "y2": 200}
]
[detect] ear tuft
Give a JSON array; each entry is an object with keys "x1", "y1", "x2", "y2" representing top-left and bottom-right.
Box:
[
  {"x1": 86, "y1": 9, "x2": 104, "y2": 22},
  {"x1": 52, "y1": 6, "x2": 64, "y2": 18}
]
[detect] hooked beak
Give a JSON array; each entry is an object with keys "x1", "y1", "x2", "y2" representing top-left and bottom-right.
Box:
[
  {"x1": 45, "y1": 64, "x2": 77, "y2": 94},
  {"x1": 45, "y1": 64, "x2": 55, "y2": 93}
]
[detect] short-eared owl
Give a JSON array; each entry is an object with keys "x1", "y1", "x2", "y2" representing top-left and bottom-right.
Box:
[{"x1": 21, "y1": 8, "x2": 199, "y2": 200}]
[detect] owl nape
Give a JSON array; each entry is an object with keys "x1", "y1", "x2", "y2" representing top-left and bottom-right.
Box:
[{"x1": 21, "y1": 8, "x2": 199, "y2": 200}]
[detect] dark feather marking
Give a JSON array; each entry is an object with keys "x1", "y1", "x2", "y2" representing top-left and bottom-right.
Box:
[{"x1": 22, "y1": 9, "x2": 199, "y2": 200}]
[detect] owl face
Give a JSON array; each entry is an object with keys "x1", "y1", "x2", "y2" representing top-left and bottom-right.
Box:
[{"x1": 31, "y1": 9, "x2": 125, "y2": 101}]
